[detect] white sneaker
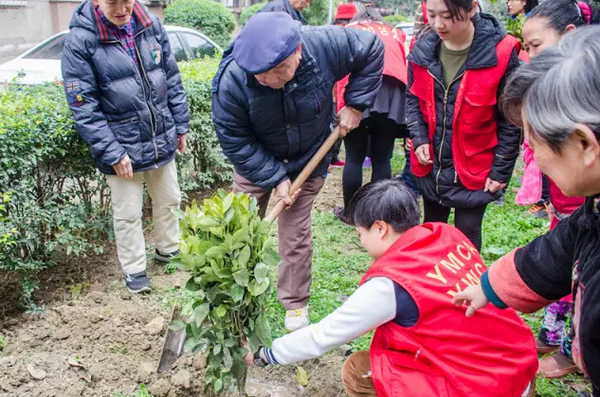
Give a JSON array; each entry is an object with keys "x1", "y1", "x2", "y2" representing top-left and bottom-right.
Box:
[{"x1": 285, "y1": 306, "x2": 309, "y2": 332}]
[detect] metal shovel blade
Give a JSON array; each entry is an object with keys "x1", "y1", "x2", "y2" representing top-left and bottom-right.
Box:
[{"x1": 157, "y1": 306, "x2": 187, "y2": 373}]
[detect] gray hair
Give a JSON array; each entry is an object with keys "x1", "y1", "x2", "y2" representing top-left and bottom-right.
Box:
[{"x1": 501, "y1": 25, "x2": 600, "y2": 152}]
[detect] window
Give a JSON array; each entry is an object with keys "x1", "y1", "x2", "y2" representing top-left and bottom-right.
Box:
[
  {"x1": 168, "y1": 32, "x2": 187, "y2": 62},
  {"x1": 180, "y1": 32, "x2": 216, "y2": 59},
  {"x1": 24, "y1": 35, "x2": 66, "y2": 60}
]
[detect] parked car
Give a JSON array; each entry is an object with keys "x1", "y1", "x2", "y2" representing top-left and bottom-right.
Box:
[
  {"x1": 0, "y1": 26, "x2": 222, "y2": 86},
  {"x1": 395, "y1": 22, "x2": 414, "y2": 37},
  {"x1": 395, "y1": 21, "x2": 414, "y2": 52}
]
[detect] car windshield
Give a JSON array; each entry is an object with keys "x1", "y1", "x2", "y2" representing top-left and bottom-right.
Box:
[{"x1": 24, "y1": 35, "x2": 66, "y2": 60}]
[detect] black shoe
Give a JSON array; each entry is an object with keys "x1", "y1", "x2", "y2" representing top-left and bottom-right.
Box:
[
  {"x1": 154, "y1": 249, "x2": 180, "y2": 263},
  {"x1": 494, "y1": 194, "x2": 505, "y2": 206},
  {"x1": 124, "y1": 271, "x2": 152, "y2": 294},
  {"x1": 333, "y1": 206, "x2": 352, "y2": 225}
]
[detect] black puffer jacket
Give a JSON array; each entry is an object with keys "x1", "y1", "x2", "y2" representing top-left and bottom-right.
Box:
[
  {"x1": 212, "y1": 26, "x2": 384, "y2": 190},
  {"x1": 62, "y1": 0, "x2": 188, "y2": 174},
  {"x1": 259, "y1": 0, "x2": 307, "y2": 25},
  {"x1": 406, "y1": 13, "x2": 521, "y2": 208}
]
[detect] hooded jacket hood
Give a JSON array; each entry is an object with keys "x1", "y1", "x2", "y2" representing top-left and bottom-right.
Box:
[
  {"x1": 69, "y1": 0, "x2": 153, "y2": 42},
  {"x1": 409, "y1": 13, "x2": 508, "y2": 70}
]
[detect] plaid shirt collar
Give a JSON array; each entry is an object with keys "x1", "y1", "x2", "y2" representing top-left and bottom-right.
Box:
[{"x1": 96, "y1": 7, "x2": 135, "y2": 38}]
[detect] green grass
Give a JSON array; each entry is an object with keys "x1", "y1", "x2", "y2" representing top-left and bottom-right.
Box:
[{"x1": 264, "y1": 149, "x2": 590, "y2": 396}]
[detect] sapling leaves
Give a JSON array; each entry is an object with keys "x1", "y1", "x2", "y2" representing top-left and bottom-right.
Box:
[
  {"x1": 193, "y1": 303, "x2": 210, "y2": 327},
  {"x1": 254, "y1": 263, "x2": 268, "y2": 284},
  {"x1": 255, "y1": 314, "x2": 272, "y2": 347},
  {"x1": 233, "y1": 269, "x2": 250, "y2": 287},
  {"x1": 177, "y1": 193, "x2": 277, "y2": 395}
]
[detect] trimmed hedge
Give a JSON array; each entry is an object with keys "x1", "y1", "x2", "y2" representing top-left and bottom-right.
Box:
[
  {"x1": 164, "y1": 0, "x2": 236, "y2": 47},
  {"x1": 383, "y1": 14, "x2": 411, "y2": 25},
  {"x1": 239, "y1": 2, "x2": 267, "y2": 26},
  {"x1": 303, "y1": 0, "x2": 333, "y2": 25},
  {"x1": 178, "y1": 57, "x2": 232, "y2": 192},
  {"x1": 0, "y1": 57, "x2": 228, "y2": 308}
]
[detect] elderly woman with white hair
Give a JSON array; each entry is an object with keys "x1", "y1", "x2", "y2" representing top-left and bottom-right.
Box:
[{"x1": 453, "y1": 26, "x2": 600, "y2": 397}]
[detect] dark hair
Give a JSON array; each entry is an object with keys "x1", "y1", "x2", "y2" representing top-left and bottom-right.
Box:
[
  {"x1": 334, "y1": 19, "x2": 351, "y2": 26},
  {"x1": 427, "y1": 0, "x2": 476, "y2": 21},
  {"x1": 346, "y1": 179, "x2": 420, "y2": 233},
  {"x1": 349, "y1": 6, "x2": 389, "y2": 25},
  {"x1": 502, "y1": 26, "x2": 600, "y2": 153},
  {"x1": 500, "y1": 52, "x2": 558, "y2": 127},
  {"x1": 525, "y1": 0, "x2": 539, "y2": 14},
  {"x1": 528, "y1": 0, "x2": 600, "y2": 32}
]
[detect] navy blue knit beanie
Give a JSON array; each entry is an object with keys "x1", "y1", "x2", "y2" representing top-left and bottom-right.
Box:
[{"x1": 233, "y1": 12, "x2": 302, "y2": 74}]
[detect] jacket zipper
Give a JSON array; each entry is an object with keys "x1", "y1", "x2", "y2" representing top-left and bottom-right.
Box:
[
  {"x1": 428, "y1": 70, "x2": 465, "y2": 200},
  {"x1": 105, "y1": 28, "x2": 159, "y2": 166},
  {"x1": 133, "y1": 42, "x2": 158, "y2": 164},
  {"x1": 133, "y1": 27, "x2": 159, "y2": 165}
]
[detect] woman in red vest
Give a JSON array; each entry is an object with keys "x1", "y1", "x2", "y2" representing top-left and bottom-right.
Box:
[
  {"x1": 519, "y1": 0, "x2": 598, "y2": 379},
  {"x1": 244, "y1": 179, "x2": 538, "y2": 397},
  {"x1": 407, "y1": 0, "x2": 522, "y2": 250},
  {"x1": 333, "y1": 6, "x2": 410, "y2": 224}
]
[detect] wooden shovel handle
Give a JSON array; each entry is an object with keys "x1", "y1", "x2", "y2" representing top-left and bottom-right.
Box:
[{"x1": 264, "y1": 126, "x2": 341, "y2": 223}]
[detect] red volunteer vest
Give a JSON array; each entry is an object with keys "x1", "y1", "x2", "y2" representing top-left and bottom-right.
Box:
[
  {"x1": 335, "y1": 22, "x2": 407, "y2": 112},
  {"x1": 360, "y1": 223, "x2": 538, "y2": 397},
  {"x1": 409, "y1": 35, "x2": 520, "y2": 190}
]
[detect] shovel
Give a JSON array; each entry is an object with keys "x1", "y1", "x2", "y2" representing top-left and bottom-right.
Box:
[{"x1": 156, "y1": 126, "x2": 342, "y2": 373}]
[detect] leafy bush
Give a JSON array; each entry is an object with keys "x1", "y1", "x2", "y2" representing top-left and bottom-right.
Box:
[
  {"x1": 165, "y1": 0, "x2": 236, "y2": 47},
  {"x1": 239, "y1": 2, "x2": 267, "y2": 26},
  {"x1": 383, "y1": 14, "x2": 411, "y2": 25},
  {"x1": 303, "y1": 0, "x2": 333, "y2": 25},
  {"x1": 178, "y1": 57, "x2": 232, "y2": 193},
  {"x1": 0, "y1": 84, "x2": 110, "y2": 288},
  {"x1": 172, "y1": 192, "x2": 277, "y2": 394},
  {"x1": 0, "y1": 56, "x2": 230, "y2": 307}
]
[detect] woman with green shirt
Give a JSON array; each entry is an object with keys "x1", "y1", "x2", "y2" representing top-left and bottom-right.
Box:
[{"x1": 406, "y1": 0, "x2": 522, "y2": 250}]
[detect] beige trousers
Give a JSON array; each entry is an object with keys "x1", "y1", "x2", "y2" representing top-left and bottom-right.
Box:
[
  {"x1": 106, "y1": 160, "x2": 181, "y2": 275},
  {"x1": 232, "y1": 172, "x2": 325, "y2": 310}
]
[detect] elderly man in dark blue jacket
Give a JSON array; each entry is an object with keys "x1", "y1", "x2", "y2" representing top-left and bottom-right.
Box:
[
  {"x1": 212, "y1": 12, "x2": 384, "y2": 331},
  {"x1": 62, "y1": 0, "x2": 189, "y2": 293},
  {"x1": 259, "y1": 0, "x2": 310, "y2": 24}
]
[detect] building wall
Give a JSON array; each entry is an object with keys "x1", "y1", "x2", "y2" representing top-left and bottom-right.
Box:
[
  {"x1": 0, "y1": 0, "x2": 166, "y2": 64},
  {"x1": 0, "y1": 0, "x2": 55, "y2": 63}
]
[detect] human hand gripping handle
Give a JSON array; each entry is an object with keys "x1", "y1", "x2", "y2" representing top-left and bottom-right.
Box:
[
  {"x1": 452, "y1": 285, "x2": 489, "y2": 317},
  {"x1": 113, "y1": 154, "x2": 133, "y2": 179},
  {"x1": 273, "y1": 179, "x2": 300, "y2": 208},
  {"x1": 242, "y1": 340, "x2": 268, "y2": 367},
  {"x1": 264, "y1": 126, "x2": 341, "y2": 223},
  {"x1": 337, "y1": 106, "x2": 363, "y2": 137}
]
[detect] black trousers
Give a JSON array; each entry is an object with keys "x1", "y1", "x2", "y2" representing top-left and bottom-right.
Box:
[
  {"x1": 423, "y1": 199, "x2": 488, "y2": 251},
  {"x1": 541, "y1": 174, "x2": 551, "y2": 204},
  {"x1": 342, "y1": 114, "x2": 398, "y2": 208}
]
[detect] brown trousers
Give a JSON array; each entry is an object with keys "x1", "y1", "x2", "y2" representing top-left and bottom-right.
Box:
[
  {"x1": 341, "y1": 351, "x2": 377, "y2": 397},
  {"x1": 341, "y1": 351, "x2": 537, "y2": 397},
  {"x1": 232, "y1": 172, "x2": 325, "y2": 310}
]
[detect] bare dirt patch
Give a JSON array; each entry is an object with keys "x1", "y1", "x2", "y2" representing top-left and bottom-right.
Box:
[{"x1": 0, "y1": 175, "x2": 349, "y2": 397}]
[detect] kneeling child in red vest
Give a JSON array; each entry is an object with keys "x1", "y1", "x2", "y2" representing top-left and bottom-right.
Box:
[{"x1": 244, "y1": 179, "x2": 538, "y2": 397}]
